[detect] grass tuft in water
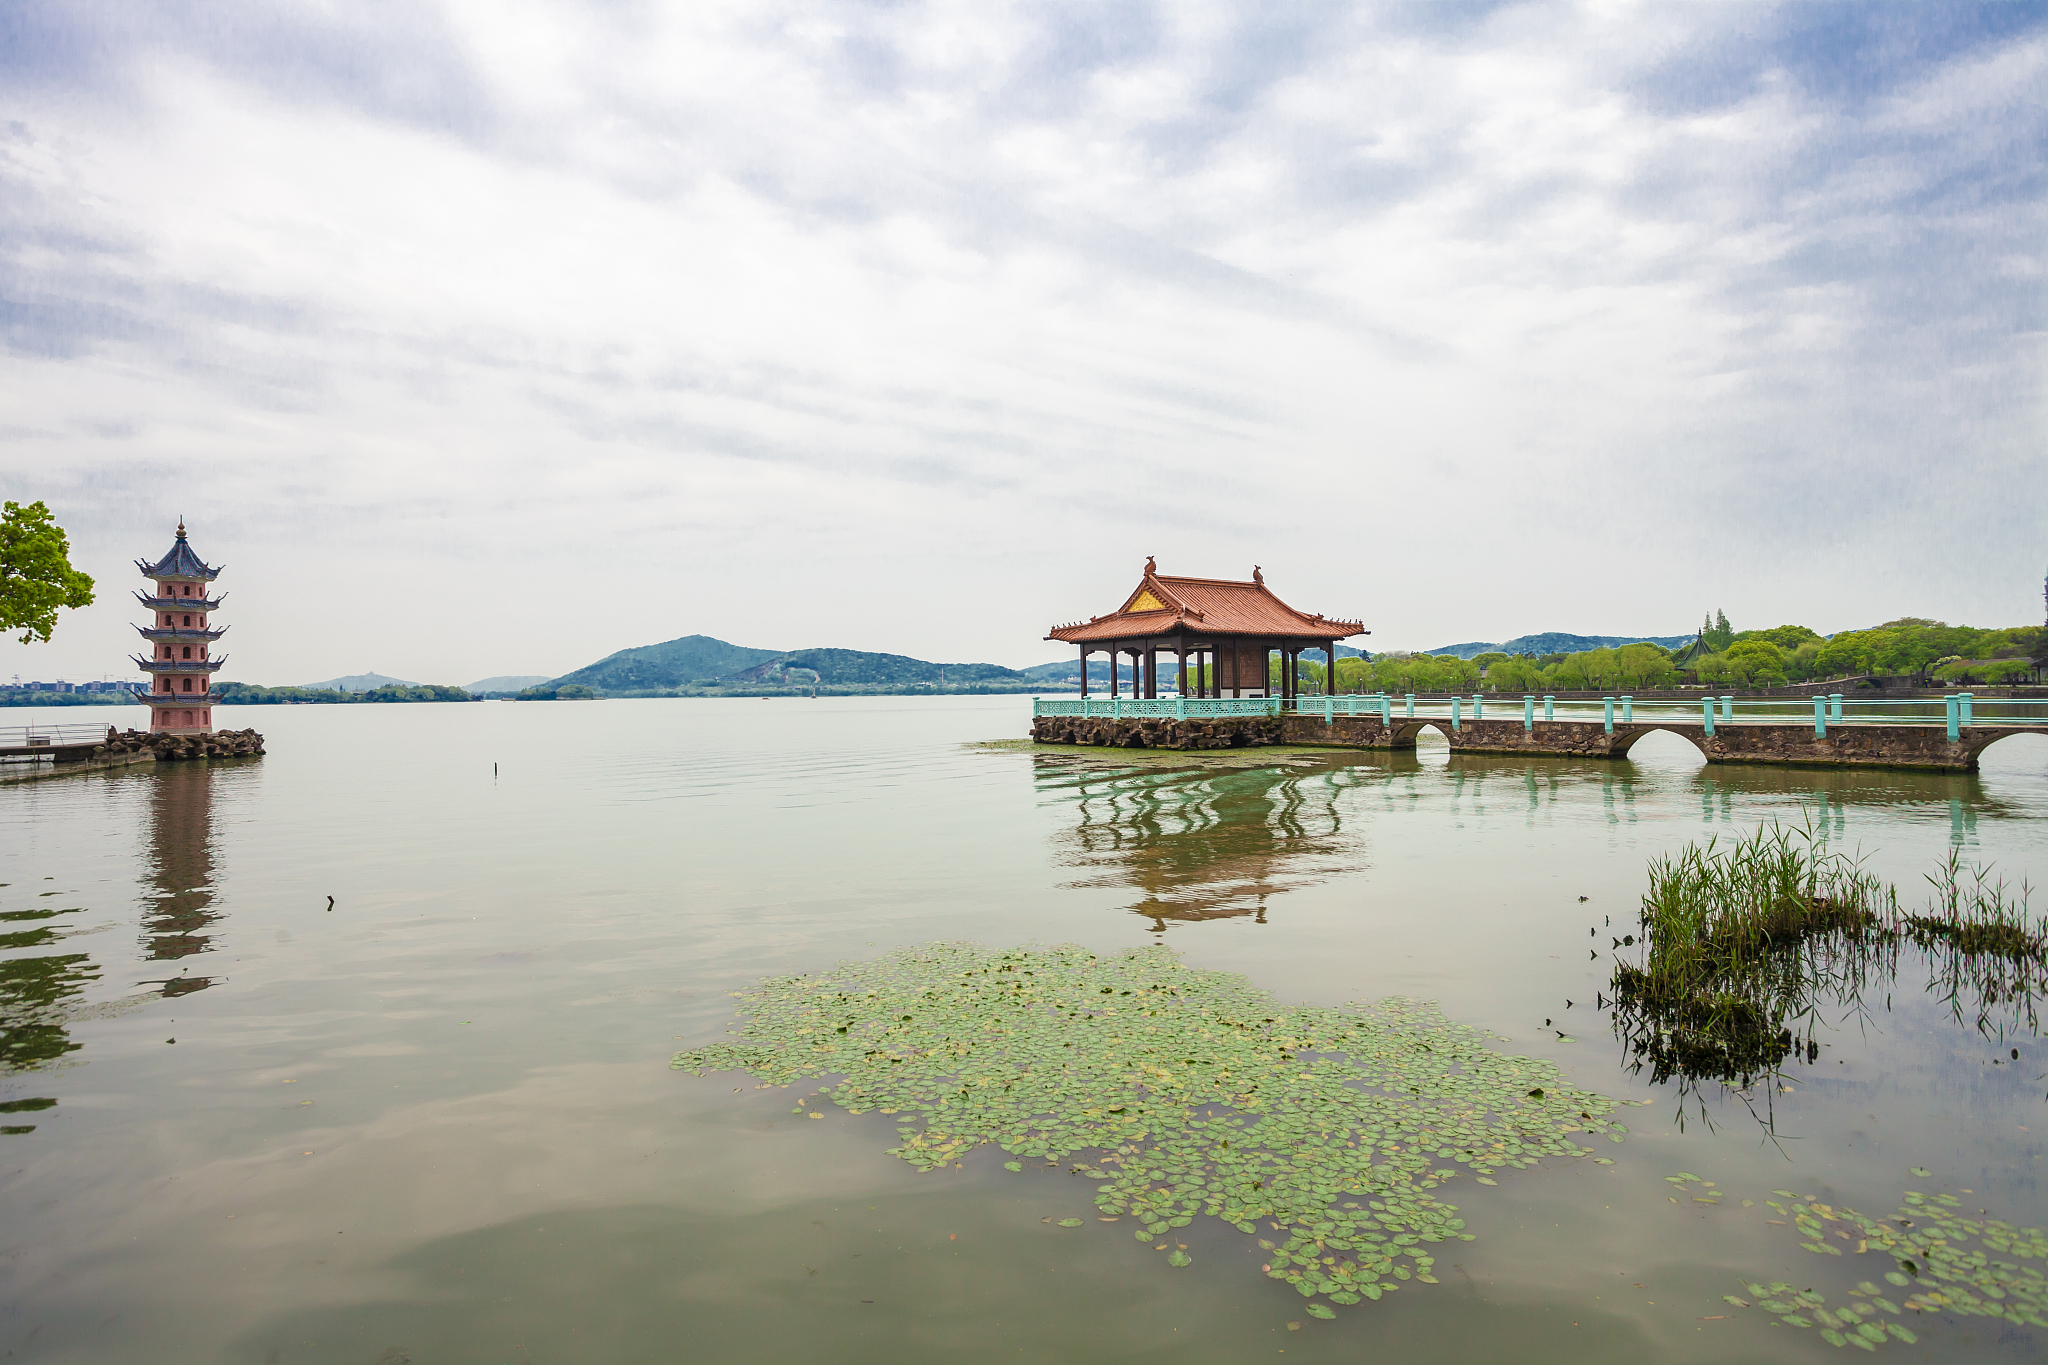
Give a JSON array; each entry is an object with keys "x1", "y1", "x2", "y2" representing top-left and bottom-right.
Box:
[{"x1": 1612, "y1": 821, "x2": 2045, "y2": 1093}]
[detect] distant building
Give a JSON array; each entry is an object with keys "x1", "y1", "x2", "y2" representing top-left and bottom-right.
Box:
[{"x1": 132, "y1": 520, "x2": 228, "y2": 733}]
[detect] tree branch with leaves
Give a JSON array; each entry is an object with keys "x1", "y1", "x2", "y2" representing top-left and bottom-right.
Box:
[{"x1": 0, "y1": 502, "x2": 95, "y2": 644}]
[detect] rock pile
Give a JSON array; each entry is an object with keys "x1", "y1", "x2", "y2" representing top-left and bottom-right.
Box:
[{"x1": 97, "y1": 728, "x2": 266, "y2": 762}]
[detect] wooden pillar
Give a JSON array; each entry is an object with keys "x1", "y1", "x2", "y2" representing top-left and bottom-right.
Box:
[
  {"x1": 1109, "y1": 643, "x2": 1119, "y2": 697},
  {"x1": 1080, "y1": 645, "x2": 1089, "y2": 697},
  {"x1": 1176, "y1": 642, "x2": 1187, "y2": 697},
  {"x1": 1328, "y1": 641, "x2": 1339, "y2": 695}
]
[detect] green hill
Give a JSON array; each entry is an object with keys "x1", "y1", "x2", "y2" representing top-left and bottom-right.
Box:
[
  {"x1": 736, "y1": 648, "x2": 1026, "y2": 687},
  {"x1": 546, "y1": 635, "x2": 785, "y2": 692},
  {"x1": 534, "y1": 635, "x2": 1036, "y2": 696}
]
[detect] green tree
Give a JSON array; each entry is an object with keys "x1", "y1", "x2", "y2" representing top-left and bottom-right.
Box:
[
  {"x1": 1702, "y1": 609, "x2": 1734, "y2": 652},
  {"x1": 1694, "y1": 652, "x2": 1734, "y2": 685},
  {"x1": 0, "y1": 501, "x2": 95, "y2": 644},
  {"x1": 1723, "y1": 640, "x2": 1787, "y2": 686},
  {"x1": 1613, "y1": 643, "x2": 1676, "y2": 689}
]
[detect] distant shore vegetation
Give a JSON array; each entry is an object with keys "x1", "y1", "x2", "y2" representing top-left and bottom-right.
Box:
[
  {"x1": 1281, "y1": 616, "x2": 2045, "y2": 695},
  {"x1": 211, "y1": 682, "x2": 479, "y2": 705}
]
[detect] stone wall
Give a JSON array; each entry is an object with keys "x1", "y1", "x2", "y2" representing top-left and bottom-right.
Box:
[{"x1": 1030, "y1": 715, "x2": 1283, "y2": 750}]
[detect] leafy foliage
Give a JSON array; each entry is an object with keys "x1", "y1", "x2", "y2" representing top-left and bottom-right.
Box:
[
  {"x1": 0, "y1": 502, "x2": 94, "y2": 644},
  {"x1": 675, "y1": 943, "x2": 1625, "y2": 1319}
]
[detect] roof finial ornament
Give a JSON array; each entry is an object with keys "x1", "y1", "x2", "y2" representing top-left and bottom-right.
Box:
[
  {"x1": 1252, "y1": 565, "x2": 1264, "y2": 585},
  {"x1": 176, "y1": 516, "x2": 187, "y2": 540},
  {"x1": 1144, "y1": 555, "x2": 1156, "y2": 576}
]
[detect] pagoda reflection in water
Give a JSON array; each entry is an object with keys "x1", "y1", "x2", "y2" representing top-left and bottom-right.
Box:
[
  {"x1": 1035, "y1": 754, "x2": 1365, "y2": 931},
  {"x1": 139, "y1": 760, "x2": 223, "y2": 995}
]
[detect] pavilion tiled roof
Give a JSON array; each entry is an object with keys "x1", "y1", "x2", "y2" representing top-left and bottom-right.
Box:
[
  {"x1": 135, "y1": 521, "x2": 220, "y2": 581},
  {"x1": 1046, "y1": 561, "x2": 1364, "y2": 644}
]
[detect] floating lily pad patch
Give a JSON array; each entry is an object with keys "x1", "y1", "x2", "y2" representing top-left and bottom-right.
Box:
[{"x1": 673, "y1": 942, "x2": 1625, "y2": 1319}]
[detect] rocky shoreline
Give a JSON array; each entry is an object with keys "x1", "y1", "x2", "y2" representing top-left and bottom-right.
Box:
[{"x1": 99, "y1": 728, "x2": 266, "y2": 761}]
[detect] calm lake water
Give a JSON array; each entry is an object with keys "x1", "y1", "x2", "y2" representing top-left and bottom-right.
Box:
[{"x1": 2, "y1": 697, "x2": 2044, "y2": 1364}]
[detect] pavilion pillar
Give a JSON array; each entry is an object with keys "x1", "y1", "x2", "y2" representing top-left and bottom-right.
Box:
[
  {"x1": 1080, "y1": 645, "x2": 1089, "y2": 697},
  {"x1": 1176, "y1": 642, "x2": 1187, "y2": 697},
  {"x1": 1109, "y1": 645, "x2": 1119, "y2": 697}
]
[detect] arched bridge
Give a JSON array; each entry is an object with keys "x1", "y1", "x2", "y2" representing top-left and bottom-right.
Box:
[{"x1": 1031, "y1": 693, "x2": 2043, "y2": 772}]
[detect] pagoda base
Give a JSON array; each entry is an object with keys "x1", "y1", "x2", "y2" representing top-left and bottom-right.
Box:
[{"x1": 104, "y1": 728, "x2": 266, "y2": 762}]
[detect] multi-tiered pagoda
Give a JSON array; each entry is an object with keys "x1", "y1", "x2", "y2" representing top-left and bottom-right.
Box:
[{"x1": 132, "y1": 520, "x2": 227, "y2": 734}]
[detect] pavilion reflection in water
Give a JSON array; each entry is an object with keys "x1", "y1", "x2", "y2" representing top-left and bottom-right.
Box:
[
  {"x1": 140, "y1": 761, "x2": 224, "y2": 995},
  {"x1": 1035, "y1": 754, "x2": 1365, "y2": 930}
]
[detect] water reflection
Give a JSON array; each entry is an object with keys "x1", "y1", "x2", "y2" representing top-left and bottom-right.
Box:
[
  {"x1": 1034, "y1": 754, "x2": 1365, "y2": 929},
  {"x1": 138, "y1": 761, "x2": 221, "y2": 994}
]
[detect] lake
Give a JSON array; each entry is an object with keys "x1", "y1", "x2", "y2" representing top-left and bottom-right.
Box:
[{"x1": 2, "y1": 696, "x2": 2044, "y2": 1363}]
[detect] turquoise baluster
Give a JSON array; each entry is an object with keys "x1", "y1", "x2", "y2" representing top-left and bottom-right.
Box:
[
  {"x1": 1720, "y1": 695, "x2": 1733, "y2": 722},
  {"x1": 1452, "y1": 696, "x2": 1462, "y2": 732},
  {"x1": 1543, "y1": 694, "x2": 1554, "y2": 722},
  {"x1": 1473, "y1": 694, "x2": 1482, "y2": 721},
  {"x1": 1621, "y1": 695, "x2": 1633, "y2": 723},
  {"x1": 1702, "y1": 696, "x2": 1715, "y2": 737},
  {"x1": 1961, "y1": 692, "x2": 1973, "y2": 726},
  {"x1": 1406, "y1": 693, "x2": 1416, "y2": 717},
  {"x1": 1813, "y1": 695, "x2": 1826, "y2": 738},
  {"x1": 1830, "y1": 693, "x2": 1843, "y2": 723},
  {"x1": 1523, "y1": 695, "x2": 1534, "y2": 732},
  {"x1": 1602, "y1": 697, "x2": 1614, "y2": 735}
]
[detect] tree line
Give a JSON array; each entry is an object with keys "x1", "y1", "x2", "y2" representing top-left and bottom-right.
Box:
[{"x1": 1263, "y1": 615, "x2": 2046, "y2": 695}]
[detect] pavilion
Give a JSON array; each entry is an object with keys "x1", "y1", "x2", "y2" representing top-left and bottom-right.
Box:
[{"x1": 1045, "y1": 560, "x2": 1366, "y2": 701}]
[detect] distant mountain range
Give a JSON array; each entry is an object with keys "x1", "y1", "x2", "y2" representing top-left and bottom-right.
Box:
[
  {"x1": 300, "y1": 671, "x2": 414, "y2": 691},
  {"x1": 464, "y1": 675, "x2": 552, "y2": 694},
  {"x1": 1421, "y1": 632, "x2": 1695, "y2": 660},
  {"x1": 537, "y1": 634, "x2": 1037, "y2": 694}
]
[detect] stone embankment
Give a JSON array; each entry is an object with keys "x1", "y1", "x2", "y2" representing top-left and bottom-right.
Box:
[
  {"x1": 1031, "y1": 714, "x2": 1283, "y2": 749},
  {"x1": 99, "y1": 728, "x2": 266, "y2": 762}
]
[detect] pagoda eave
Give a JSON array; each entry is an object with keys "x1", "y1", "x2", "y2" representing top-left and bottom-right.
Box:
[
  {"x1": 135, "y1": 626, "x2": 228, "y2": 644},
  {"x1": 135, "y1": 591, "x2": 225, "y2": 611},
  {"x1": 132, "y1": 657, "x2": 227, "y2": 674}
]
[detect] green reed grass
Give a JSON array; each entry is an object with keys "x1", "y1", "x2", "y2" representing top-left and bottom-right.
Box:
[{"x1": 1612, "y1": 821, "x2": 2044, "y2": 1093}]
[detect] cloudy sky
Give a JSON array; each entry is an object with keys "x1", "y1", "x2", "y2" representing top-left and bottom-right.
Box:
[{"x1": 2, "y1": 1, "x2": 2042, "y2": 685}]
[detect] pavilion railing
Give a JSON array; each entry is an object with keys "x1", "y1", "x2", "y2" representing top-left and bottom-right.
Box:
[{"x1": 1031, "y1": 692, "x2": 2048, "y2": 739}]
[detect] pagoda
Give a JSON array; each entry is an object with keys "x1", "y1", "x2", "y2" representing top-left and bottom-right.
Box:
[
  {"x1": 1046, "y1": 559, "x2": 1366, "y2": 700},
  {"x1": 132, "y1": 520, "x2": 228, "y2": 734}
]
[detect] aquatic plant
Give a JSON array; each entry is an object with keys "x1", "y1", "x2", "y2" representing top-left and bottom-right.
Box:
[
  {"x1": 674, "y1": 942, "x2": 1625, "y2": 1317},
  {"x1": 1610, "y1": 823, "x2": 2045, "y2": 1095},
  {"x1": 1670, "y1": 1168, "x2": 2048, "y2": 1348}
]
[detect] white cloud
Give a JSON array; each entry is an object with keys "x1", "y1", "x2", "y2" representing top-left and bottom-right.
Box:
[{"x1": 1, "y1": 0, "x2": 2040, "y2": 685}]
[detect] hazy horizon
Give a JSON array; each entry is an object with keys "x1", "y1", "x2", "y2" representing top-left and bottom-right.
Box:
[{"x1": 3, "y1": 2, "x2": 2042, "y2": 685}]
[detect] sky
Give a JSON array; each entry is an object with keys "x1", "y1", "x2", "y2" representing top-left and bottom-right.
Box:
[{"x1": 1, "y1": 0, "x2": 2042, "y2": 686}]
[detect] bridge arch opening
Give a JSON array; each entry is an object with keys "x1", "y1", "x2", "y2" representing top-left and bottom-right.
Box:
[
  {"x1": 1973, "y1": 730, "x2": 2048, "y2": 773},
  {"x1": 1413, "y1": 722, "x2": 1452, "y2": 766},
  {"x1": 1614, "y1": 726, "x2": 1709, "y2": 767}
]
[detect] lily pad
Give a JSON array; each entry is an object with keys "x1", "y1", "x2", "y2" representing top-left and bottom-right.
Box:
[
  {"x1": 1057, "y1": 1218, "x2": 1084, "y2": 1228},
  {"x1": 1305, "y1": 1303, "x2": 1336, "y2": 1319}
]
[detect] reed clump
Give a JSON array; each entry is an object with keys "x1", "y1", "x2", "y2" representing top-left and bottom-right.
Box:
[{"x1": 1611, "y1": 822, "x2": 2044, "y2": 1091}]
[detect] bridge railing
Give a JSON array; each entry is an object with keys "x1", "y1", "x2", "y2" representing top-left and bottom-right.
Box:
[
  {"x1": 1032, "y1": 692, "x2": 2048, "y2": 739},
  {"x1": 0, "y1": 723, "x2": 113, "y2": 753}
]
